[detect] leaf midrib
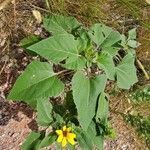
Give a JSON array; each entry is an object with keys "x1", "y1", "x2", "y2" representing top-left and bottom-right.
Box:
[
  {"x1": 100, "y1": 30, "x2": 112, "y2": 46},
  {"x1": 14, "y1": 74, "x2": 57, "y2": 97}
]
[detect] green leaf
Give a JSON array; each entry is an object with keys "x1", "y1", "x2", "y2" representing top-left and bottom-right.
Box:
[
  {"x1": 87, "y1": 122, "x2": 104, "y2": 150},
  {"x1": 8, "y1": 61, "x2": 64, "y2": 107},
  {"x1": 21, "y1": 132, "x2": 41, "y2": 150},
  {"x1": 127, "y1": 40, "x2": 138, "y2": 48},
  {"x1": 88, "y1": 23, "x2": 121, "y2": 47},
  {"x1": 27, "y1": 34, "x2": 86, "y2": 70},
  {"x1": 102, "y1": 47, "x2": 119, "y2": 57},
  {"x1": 72, "y1": 72, "x2": 107, "y2": 130},
  {"x1": 77, "y1": 29, "x2": 91, "y2": 53},
  {"x1": 37, "y1": 98, "x2": 53, "y2": 126},
  {"x1": 53, "y1": 113, "x2": 64, "y2": 125},
  {"x1": 63, "y1": 56, "x2": 86, "y2": 70},
  {"x1": 121, "y1": 28, "x2": 139, "y2": 49},
  {"x1": 75, "y1": 123, "x2": 104, "y2": 150},
  {"x1": 21, "y1": 132, "x2": 56, "y2": 150},
  {"x1": 38, "y1": 134, "x2": 57, "y2": 149},
  {"x1": 96, "y1": 93, "x2": 108, "y2": 124},
  {"x1": 94, "y1": 135, "x2": 104, "y2": 150},
  {"x1": 68, "y1": 144, "x2": 76, "y2": 150},
  {"x1": 97, "y1": 51, "x2": 115, "y2": 80},
  {"x1": 27, "y1": 34, "x2": 78, "y2": 63},
  {"x1": 75, "y1": 128, "x2": 93, "y2": 150},
  {"x1": 128, "y1": 28, "x2": 136, "y2": 40},
  {"x1": 43, "y1": 15, "x2": 81, "y2": 35},
  {"x1": 121, "y1": 34, "x2": 127, "y2": 48},
  {"x1": 116, "y1": 53, "x2": 138, "y2": 89}
]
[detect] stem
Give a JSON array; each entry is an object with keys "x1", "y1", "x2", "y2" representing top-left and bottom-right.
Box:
[
  {"x1": 45, "y1": 0, "x2": 50, "y2": 10},
  {"x1": 136, "y1": 58, "x2": 149, "y2": 80},
  {"x1": 56, "y1": 70, "x2": 74, "y2": 76},
  {"x1": 27, "y1": 0, "x2": 51, "y2": 13}
]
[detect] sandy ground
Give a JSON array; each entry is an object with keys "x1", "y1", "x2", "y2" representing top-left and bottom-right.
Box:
[{"x1": 0, "y1": 96, "x2": 37, "y2": 150}]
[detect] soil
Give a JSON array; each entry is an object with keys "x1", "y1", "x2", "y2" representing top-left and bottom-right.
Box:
[
  {"x1": 0, "y1": 0, "x2": 150, "y2": 150},
  {"x1": 0, "y1": 97, "x2": 37, "y2": 150}
]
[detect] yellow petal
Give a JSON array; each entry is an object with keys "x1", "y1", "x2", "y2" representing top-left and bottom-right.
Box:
[
  {"x1": 67, "y1": 127, "x2": 71, "y2": 132},
  {"x1": 57, "y1": 135, "x2": 63, "y2": 143},
  {"x1": 68, "y1": 139, "x2": 76, "y2": 145},
  {"x1": 67, "y1": 133, "x2": 76, "y2": 145},
  {"x1": 62, "y1": 137, "x2": 67, "y2": 147},
  {"x1": 63, "y1": 126, "x2": 67, "y2": 131},
  {"x1": 56, "y1": 130, "x2": 63, "y2": 135},
  {"x1": 67, "y1": 133, "x2": 76, "y2": 139}
]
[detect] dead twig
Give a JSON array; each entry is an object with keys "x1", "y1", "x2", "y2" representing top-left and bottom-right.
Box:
[
  {"x1": 27, "y1": 1, "x2": 51, "y2": 13},
  {"x1": 0, "y1": 59, "x2": 8, "y2": 76},
  {"x1": 137, "y1": 58, "x2": 149, "y2": 80},
  {"x1": 13, "y1": 0, "x2": 16, "y2": 32}
]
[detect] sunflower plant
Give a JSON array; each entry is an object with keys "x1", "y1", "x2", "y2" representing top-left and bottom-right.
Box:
[{"x1": 8, "y1": 15, "x2": 139, "y2": 150}]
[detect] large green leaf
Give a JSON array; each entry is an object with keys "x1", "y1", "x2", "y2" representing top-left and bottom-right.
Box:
[
  {"x1": 102, "y1": 47, "x2": 119, "y2": 57},
  {"x1": 128, "y1": 28, "x2": 136, "y2": 40},
  {"x1": 63, "y1": 56, "x2": 86, "y2": 70},
  {"x1": 27, "y1": 34, "x2": 77, "y2": 63},
  {"x1": 88, "y1": 23, "x2": 121, "y2": 48},
  {"x1": 38, "y1": 134, "x2": 57, "y2": 149},
  {"x1": 116, "y1": 53, "x2": 138, "y2": 89},
  {"x1": 21, "y1": 132, "x2": 41, "y2": 150},
  {"x1": 75, "y1": 122, "x2": 104, "y2": 150},
  {"x1": 75, "y1": 128, "x2": 93, "y2": 150},
  {"x1": 8, "y1": 61, "x2": 64, "y2": 107},
  {"x1": 72, "y1": 72, "x2": 107, "y2": 130},
  {"x1": 21, "y1": 132, "x2": 56, "y2": 150},
  {"x1": 77, "y1": 29, "x2": 91, "y2": 53},
  {"x1": 87, "y1": 121, "x2": 104, "y2": 150},
  {"x1": 27, "y1": 34, "x2": 86, "y2": 70},
  {"x1": 96, "y1": 92, "x2": 108, "y2": 124},
  {"x1": 97, "y1": 51, "x2": 115, "y2": 80},
  {"x1": 37, "y1": 98, "x2": 53, "y2": 126},
  {"x1": 43, "y1": 15, "x2": 81, "y2": 35}
]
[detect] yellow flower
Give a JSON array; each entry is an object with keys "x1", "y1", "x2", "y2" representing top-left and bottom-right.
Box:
[{"x1": 56, "y1": 126, "x2": 76, "y2": 147}]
